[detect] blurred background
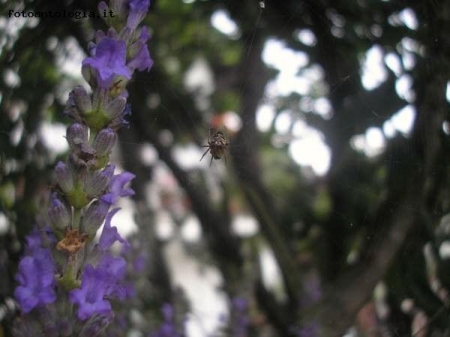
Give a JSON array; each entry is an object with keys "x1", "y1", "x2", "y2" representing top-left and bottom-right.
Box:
[{"x1": 1, "y1": 0, "x2": 450, "y2": 336}]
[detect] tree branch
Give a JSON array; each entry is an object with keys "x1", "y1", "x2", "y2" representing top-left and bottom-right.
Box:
[{"x1": 129, "y1": 112, "x2": 244, "y2": 290}]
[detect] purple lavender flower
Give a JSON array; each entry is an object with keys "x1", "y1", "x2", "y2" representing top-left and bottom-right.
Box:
[
  {"x1": 70, "y1": 254, "x2": 132, "y2": 321},
  {"x1": 97, "y1": 254, "x2": 133, "y2": 300},
  {"x1": 151, "y1": 303, "x2": 182, "y2": 337},
  {"x1": 98, "y1": 254, "x2": 126, "y2": 280},
  {"x1": 128, "y1": 27, "x2": 153, "y2": 71},
  {"x1": 127, "y1": 0, "x2": 150, "y2": 30},
  {"x1": 98, "y1": 208, "x2": 130, "y2": 250},
  {"x1": 14, "y1": 246, "x2": 56, "y2": 313},
  {"x1": 100, "y1": 171, "x2": 135, "y2": 205},
  {"x1": 82, "y1": 37, "x2": 132, "y2": 89},
  {"x1": 69, "y1": 265, "x2": 112, "y2": 320},
  {"x1": 23, "y1": 228, "x2": 45, "y2": 252},
  {"x1": 231, "y1": 297, "x2": 249, "y2": 337}
]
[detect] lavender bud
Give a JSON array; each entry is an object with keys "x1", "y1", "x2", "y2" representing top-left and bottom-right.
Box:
[
  {"x1": 93, "y1": 128, "x2": 117, "y2": 156},
  {"x1": 81, "y1": 64, "x2": 95, "y2": 88},
  {"x1": 63, "y1": 93, "x2": 82, "y2": 122},
  {"x1": 48, "y1": 193, "x2": 71, "y2": 231},
  {"x1": 72, "y1": 86, "x2": 92, "y2": 114},
  {"x1": 85, "y1": 165, "x2": 115, "y2": 198},
  {"x1": 66, "y1": 123, "x2": 88, "y2": 150},
  {"x1": 104, "y1": 96, "x2": 126, "y2": 120},
  {"x1": 55, "y1": 161, "x2": 74, "y2": 193},
  {"x1": 92, "y1": 88, "x2": 109, "y2": 117},
  {"x1": 82, "y1": 200, "x2": 110, "y2": 235}
]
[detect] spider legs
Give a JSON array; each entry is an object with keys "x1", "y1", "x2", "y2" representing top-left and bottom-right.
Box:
[{"x1": 200, "y1": 147, "x2": 210, "y2": 162}]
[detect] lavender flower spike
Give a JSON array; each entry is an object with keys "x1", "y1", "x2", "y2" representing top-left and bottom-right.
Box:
[{"x1": 14, "y1": 0, "x2": 153, "y2": 333}]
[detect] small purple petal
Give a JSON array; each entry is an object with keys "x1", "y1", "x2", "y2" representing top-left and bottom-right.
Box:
[
  {"x1": 100, "y1": 171, "x2": 135, "y2": 205},
  {"x1": 97, "y1": 254, "x2": 127, "y2": 281},
  {"x1": 98, "y1": 208, "x2": 129, "y2": 250}
]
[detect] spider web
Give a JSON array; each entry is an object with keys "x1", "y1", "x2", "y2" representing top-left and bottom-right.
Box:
[
  {"x1": 116, "y1": 2, "x2": 448, "y2": 337},
  {"x1": 143, "y1": 2, "x2": 450, "y2": 337}
]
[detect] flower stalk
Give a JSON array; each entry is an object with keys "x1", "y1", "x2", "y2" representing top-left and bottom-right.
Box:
[{"x1": 13, "y1": 0, "x2": 153, "y2": 335}]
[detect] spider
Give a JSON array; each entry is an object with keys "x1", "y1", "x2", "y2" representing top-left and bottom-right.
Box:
[{"x1": 200, "y1": 130, "x2": 229, "y2": 166}]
